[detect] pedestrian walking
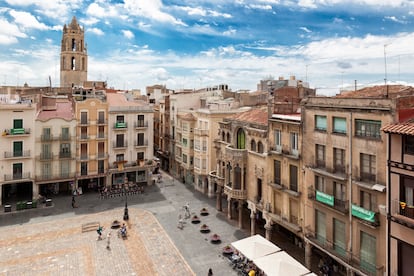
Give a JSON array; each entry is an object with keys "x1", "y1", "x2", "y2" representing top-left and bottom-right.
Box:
[
  {"x1": 71, "y1": 196, "x2": 76, "y2": 208},
  {"x1": 97, "y1": 226, "x2": 103, "y2": 240},
  {"x1": 177, "y1": 214, "x2": 184, "y2": 229},
  {"x1": 106, "y1": 231, "x2": 111, "y2": 250},
  {"x1": 208, "y1": 268, "x2": 213, "y2": 276}
]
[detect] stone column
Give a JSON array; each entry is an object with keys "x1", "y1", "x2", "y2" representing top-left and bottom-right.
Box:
[
  {"x1": 346, "y1": 267, "x2": 354, "y2": 276},
  {"x1": 216, "y1": 186, "x2": 222, "y2": 211},
  {"x1": 32, "y1": 182, "x2": 39, "y2": 200},
  {"x1": 305, "y1": 241, "x2": 312, "y2": 270},
  {"x1": 250, "y1": 211, "x2": 256, "y2": 235},
  {"x1": 227, "y1": 198, "x2": 232, "y2": 219},
  {"x1": 264, "y1": 222, "x2": 272, "y2": 240},
  {"x1": 238, "y1": 200, "x2": 243, "y2": 229}
]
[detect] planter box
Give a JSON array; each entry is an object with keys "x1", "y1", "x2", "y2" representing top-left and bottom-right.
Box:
[
  {"x1": 26, "y1": 201, "x2": 32, "y2": 209},
  {"x1": 45, "y1": 199, "x2": 52, "y2": 206},
  {"x1": 4, "y1": 205, "x2": 11, "y2": 212}
]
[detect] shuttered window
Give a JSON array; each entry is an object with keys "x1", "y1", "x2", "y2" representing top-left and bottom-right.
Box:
[
  {"x1": 316, "y1": 210, "x2": 326, "y2": 245},
  {"x1": 334, "y1": 218, "x2": 346, "y2": 256}
]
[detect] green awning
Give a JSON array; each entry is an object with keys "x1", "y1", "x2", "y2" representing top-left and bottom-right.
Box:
[
  {"x1": 351, "y1": 204, "x2": 376, "y2": 223},
  {"x1": 316, "y1": 190, "x2": 334, "y2": 206}
]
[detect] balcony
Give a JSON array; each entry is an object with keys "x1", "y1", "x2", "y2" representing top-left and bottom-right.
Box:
[
  {"x1": 59, "y1": 152, "x2": 72, "y2": 159},
  {"x1": 40, "y1": 135, "x2": 54, "y2": 142},
  {"x1": 96, "y1": 119, "x2": 107, "y2": 125},
  {"x1": 79, "y1": 120, "x2": 89, "y2": 126},
  {"x1": 308, "y1": 188, "x2": 349, "y2": 213},
  {"x1": 225, "y1": 146, "x2": 247, "y2": 163},
  {"x1": 59, "y1": 134, "x2": 71, "y2": 141},
  {"x1": 3, "y1": 128, "x2": 31, "y2": 136},
  {"x1": 39, "y1": 152, "x2": 53, "y2": 160},
  {"x1": 134, "y1": 121, "x2": 148, "y2": 128},
  {"x1": 97, "y1": 153, "x2": 108, "y2": 159},
  {"x1": 351, "y1": 204, "x2": 379, "y2": 227},
  {"x1": 4, "y1": 150, "x2": 31, "y2": 159},
  {"x1": 390, "y1": 199, "x2": 414, "y2": 228},
  {"x1": 114, "y1": 122, "x2": 127, "y2": 129},
  {"x1": 113, "y1": 141, "x2": 128, "y2": 149},
  {"x1": 134, "y1": 140, "x2": 148, "y2": 148},
  {"x1": 268, "y1": 180, "x2": 284, "y2": 190},
  {"x1": 4, "y1": 172, "x2": 31, "y2": 181},
  {"x1": 36, "y1": 173, "x2": 75, "y2": 181},
  {"x1": 194, "y1": 128, "x2": 208, "y2": 136},
  {"x1": 208, "y1": 171, "x2": 224, "y2": 187},
  {"x1": 223, "y1": 185, "x2": 247, "y2": 200},
  {"x1": 79, "y1": 134, "x2": 89, "y2": 140}
]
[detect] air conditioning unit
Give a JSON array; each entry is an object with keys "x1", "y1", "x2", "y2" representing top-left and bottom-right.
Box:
[{"x1": 378, "y1": 204, "x2": 387, "y2": 216}]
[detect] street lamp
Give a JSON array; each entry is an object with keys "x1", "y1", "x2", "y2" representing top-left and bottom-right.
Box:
[{"x1": 123, "y1": 183, "x2": 129, "y2": 221}]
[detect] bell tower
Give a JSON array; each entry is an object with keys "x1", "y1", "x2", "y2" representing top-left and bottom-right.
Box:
[{"x1": 60, "y1": 16, "x2": 88, "y2": 88}]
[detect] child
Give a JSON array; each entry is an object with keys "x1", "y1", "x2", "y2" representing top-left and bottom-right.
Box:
[{"x1": 97, "y1": 226, "x2": 103, "y2": 240}]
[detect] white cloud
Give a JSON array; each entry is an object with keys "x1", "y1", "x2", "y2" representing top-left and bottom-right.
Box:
[
  {"x1": 384, "y1": 16, "x2": 407, "y2": 24},
  {"x1": 122, "y1": 30, "x2": 134, "y2": 39},
  {"x1": 5, "y1": 0, "x2": 83, "y2": 21},
  {"x1": 296, "y1": 0, "x2": 414, "y2": 8},
  {"x1": 0, "y1": 18, "x2": 27, "y2": 45},
  {"x1": 88, "y1": 27, "x2": 104, "y2": 36},
  {"x1": 9, "y1": 10, "x2": 49, "y2": 30},
  {"x1": 124, "y1": 0, "x2": 187, "y2": 26},
  {"x1": 299, "y1": 27, "x2": 312, "y2": 33}
]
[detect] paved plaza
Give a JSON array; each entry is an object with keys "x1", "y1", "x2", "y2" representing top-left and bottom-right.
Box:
[{"x1": 0, "y1": 173, "x2": 249, "y2": 276}]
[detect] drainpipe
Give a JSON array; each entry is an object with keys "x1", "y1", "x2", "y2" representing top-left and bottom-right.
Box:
[
  {"x1": 386, "y1": 132, "x2": 390, "y2": 276},
  {"x1": 348, "y1": 112, "x2": 353, "y2": 267}
]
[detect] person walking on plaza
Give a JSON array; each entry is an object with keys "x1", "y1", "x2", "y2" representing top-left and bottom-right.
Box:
[
  {"x1": 71, "y1": 196, "x2": 76, "y2": 208},
  {"x1": 208, "y1": 268, "x2": 213, "y2": 276},
  {"x1": 106, "y1": 231, "x2": 111, "y2": 250},
  {"x1": 97, "y1": 226, "x2": 103, "y2": 240}
]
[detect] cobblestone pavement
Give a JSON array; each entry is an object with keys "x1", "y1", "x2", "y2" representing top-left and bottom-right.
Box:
[{"x1": 0, "y1": 208, "x2": 193, "y2": 276}]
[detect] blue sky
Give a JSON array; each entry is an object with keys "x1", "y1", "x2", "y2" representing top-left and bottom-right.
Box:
[{"x1": 1, "y1": 0, "x2": 414, "y2": 95}]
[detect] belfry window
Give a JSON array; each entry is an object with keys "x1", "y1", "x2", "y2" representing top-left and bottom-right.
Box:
[
  {"x1": 71, "y1": 57, "x2": 76, "y2": 70},
  {"x1": 72, "y1": 39, "x2": 76, "y2": 51}
]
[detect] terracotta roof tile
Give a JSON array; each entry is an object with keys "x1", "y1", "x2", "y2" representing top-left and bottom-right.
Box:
[
  {"x1": 382, "y1": 119, "x2": 414, "y2": 135},
  {"x1": 336, "y1": 85, "x2": 414, "y2": 98},
  {"x1": 37, "y1": 101, "x2": 74, "y2": 121},
  {"x1": 231, "y1": 107, "x2": 268, "y2": 125}
]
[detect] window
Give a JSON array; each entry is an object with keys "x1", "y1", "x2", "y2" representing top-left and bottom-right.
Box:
[
  {"x1": 98, "y1": 160, "x2": 105, "y2": 174},
  {"x1": 315, "y1": 115, "x2": 327, "y2": 131},
  {"x1": 360, "y1": 153, "x2": 376, "y2": 182},
  {"x1": 137, "y1": 133, "x2": 144, "y2": 146},
  {"x1": 334, "y1": 182, "x2": 346, "y2": 201},
  {"x1": 41, "y1": 143, "x2": 51, "y2": 159},
  {"x1": 236, "y1": 129, "x2": 246, "y2": 149},
  {"x1": 60, "y1": 143, "x2": 70, "y2": 158},
  {"x1": 355, "y1": 119, "x2": 381, "y2": 139},
  {"x1": 257, "y1": 141, "x2": 264, "y2": 153},
  {"x1": 290, "y1": 132, "x2": 298, "y2": 155},
  {"x1": 274, "y1": 160, "x2": 281, "y2": 185},
  {"x1": 360, "y1": 231, "x2": 376, "y2": 274},
  {"x1": 251, "y1": 140, "x2": 256, "y2": 152},
  {"x1": 334, "y1": 219, "x2": 346, "y2": 256},
  {"x1": 137, "y1": 115, "x2": 145, "y2": 127},
  {"x1": 334, "y1": 148, "x2": 345, "y2": 173},
  {"x1": 98, "y1": 111, "x2": 105, "y2": 124},
  {"x1": 13, "y1": 119, "x2": 23, "y2": 129},
  {"x1": 316, "y1": 144, "x2": 326, "y2": 167},
  {"x1": 315, "y1": 175, "x2": 325, "y2": 192},
  {"x1": 13, "y1": 141, "x2": 23, "y2": 157},
  {"x1": 182, "y1": 154, "x2": 187, "y2": 164},
  {"x1": 316, "y1": 210, "x2": 326, "y2": 245},
  {"x1": 60, "y1": 160, "x2": 70, "y2": 177},
  {"x1": 116, "y1": 115, "x2": 125, "y2": 123},
  {"x1": 42, "y1": 163, "x2": 51, "y2": 178},
  {"x1": 13, "y1": 163, "x2": 22, "y2": 179},
  {"x1": 116, "y1": 134, "x2": 125, "y2": 147},
  {"x1": 289, "y1": 165, "x2": 298, "y2": 192},
  {"x1": 333, "y1": 117, "x2": 347, "y2": 134},
  {"x1": 137, "y1": 152, "x2": 144, "y2": 161},
  {"x1": 183, "y1": 138, "x2": 188, "y2": 147},
  {"x1": 360, "y1": 190, "x2": 377, "y2": 211},
  {"x1": 42, "y1": 128, "x2": 51, "y2": 140},
  {"x1": 61, "y1": 127, "x2": 69, "y2": 140},
  {"x1": 274, "y1": 129, "x2": 281, "y2": 151},
  {"x1": 81, "y1": 112, "x2": 88, "y2": 124},
  {"x1": 116, "y1": 154, "x2": 124, "y2": 162},
  {"x1": 81, "y1": 162, "x2": 88, "y2": 175},
  {"x1": 404, "y1": 135, "x2": 414, "y2": 155}
]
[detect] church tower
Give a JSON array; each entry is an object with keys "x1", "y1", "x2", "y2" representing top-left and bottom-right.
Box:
[{"x1": 60, "y1": 16, "x2": 88, "y2": 88}]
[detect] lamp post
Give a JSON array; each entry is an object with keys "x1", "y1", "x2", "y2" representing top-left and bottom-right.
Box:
[{"x1": 123, "y1": 181, "x2": 129, "y2": 221}]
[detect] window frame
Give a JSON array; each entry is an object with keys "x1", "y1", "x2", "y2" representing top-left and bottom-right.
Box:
[
  {"x1": 333, "y1": 117, "x2": 347, "y2": 134},
  {"x1": 315, "y1": 115, "x2": 327, "y2": 131},
  {"x1": 355, "y1": 119, "x2": 381, "y2": 139}
]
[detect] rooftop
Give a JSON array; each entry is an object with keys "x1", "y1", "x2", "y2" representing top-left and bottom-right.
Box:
[{"x1": 336, "y1": 85, "x2": 414, "y2": 98}]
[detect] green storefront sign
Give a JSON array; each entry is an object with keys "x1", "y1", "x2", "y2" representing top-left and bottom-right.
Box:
[
  {"x1": 351, "y1": 204, "x2": 376, "y2": 223},
  {"x1": 316, "y1": 190, "x2": 334, "y2": 206}
]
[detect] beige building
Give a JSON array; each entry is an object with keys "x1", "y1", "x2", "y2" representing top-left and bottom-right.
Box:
[
  {"x1": 382, "y1": 112, "x2": 414, "y2": 276},
  {"x1": 0, "y1": 96, "x2": 36, "y2": 205},
  {"x1": 301, "y1": 95, "x2": 397, "y2": 276},
  {"x1": 107, "y1": 92, "x2": 155, "y2": 187},
  {"x1": 35, "y1": 96, "x2": 77, "y2": 197},
  {"x1": 74, "y1": 92, "x2": 108, "y2": 192}
]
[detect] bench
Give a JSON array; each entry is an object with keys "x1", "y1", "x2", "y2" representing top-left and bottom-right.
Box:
[{"x1": 82, "y1": 221, "x2": 100, "y2": 233}]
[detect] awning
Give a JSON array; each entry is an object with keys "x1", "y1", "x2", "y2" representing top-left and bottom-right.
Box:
[
  {"x1": 253, "y1": 251, "x2": 311, "y2": 276},
  {"x1": 231, "y1": 234, "x2": 281, "y2": 260}
]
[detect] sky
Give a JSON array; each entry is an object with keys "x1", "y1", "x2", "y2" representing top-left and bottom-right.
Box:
[{"x1": 1, "y1": 0, "x2": 414, "y2": 95}]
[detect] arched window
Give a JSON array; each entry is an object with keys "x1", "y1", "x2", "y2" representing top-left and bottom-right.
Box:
[
  {"x1": 236, "y1": 129, "x2": 246, "y2": 149},
  {"x1": 258, "y1": 141, "x2": 264, "y2": 153},
  {"x1": 71, "y1": 57, "x2": 76, "y2": 70},
  {"x1": 226, "y1": 132, "x2": 230, "y2": 143},
  {"x1": 251, "y1": 140, "x2": 256, "y2": 152},
  {"x1": 234, "y1": 164, "x2": 241, "y2": 189},
  {"x1": 221, "y1": 131, "x2": 225, "y2": 141},
  {"x1": 72, "y1": 39, "x2": 76, "y2": 51}
]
